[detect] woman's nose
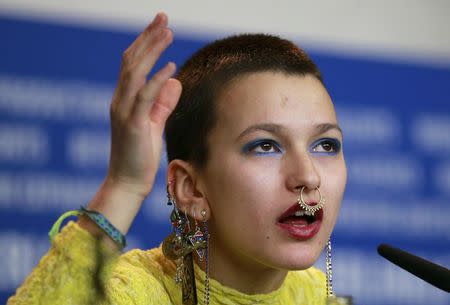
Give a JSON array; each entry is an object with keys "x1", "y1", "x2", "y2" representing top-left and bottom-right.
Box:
[{"x1": 285, "y1": 151, "x2": 321, "y2": 192}]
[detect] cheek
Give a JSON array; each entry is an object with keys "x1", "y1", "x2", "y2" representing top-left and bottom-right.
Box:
[
  {"x1": 205, "y1": 156, "x2": 281, "y2": 227},
  {"x1": 317, "y1": 158, "x2": 346, "y2": 222},
  {"x1": 317, "y1": 156, "x2": 346, "y2": 190},
  {"x1": 208, "y1": 155, "x2": 277, "y2": 198}
]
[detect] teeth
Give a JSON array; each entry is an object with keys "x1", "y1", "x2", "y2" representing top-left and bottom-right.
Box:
[
  {"x1": 294, "y1": 210, "x2": 305, "y2": 217},
  {"x1": 294, "y1": 210, "x2": 314, "y2": 216}
]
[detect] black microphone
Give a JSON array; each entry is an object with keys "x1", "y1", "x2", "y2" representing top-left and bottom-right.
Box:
[{"x1": 377, "y1": 244, "x2": 450, "y2": 293}]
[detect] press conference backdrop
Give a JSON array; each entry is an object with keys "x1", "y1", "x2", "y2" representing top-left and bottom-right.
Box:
[{"x1": 1, "y1": 8, "x2": 450, "y2": 305}]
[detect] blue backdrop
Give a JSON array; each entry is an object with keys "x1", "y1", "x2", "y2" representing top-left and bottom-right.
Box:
[{"x1": 1, "y1": 15, "x2": 449, "y2": 305}]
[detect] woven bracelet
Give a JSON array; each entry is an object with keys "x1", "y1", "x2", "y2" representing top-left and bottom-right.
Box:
[
  {"x1": 79, "y1": 206, "x2": 127, "y2": 249},
  {"x1": 48, "y1": 207, "x2": 127, "y2": 250}
]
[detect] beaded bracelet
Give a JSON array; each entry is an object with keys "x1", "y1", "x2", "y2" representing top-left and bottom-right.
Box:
[{"x1": 48, "y1": 206, "x2": 127, "y2": 250}]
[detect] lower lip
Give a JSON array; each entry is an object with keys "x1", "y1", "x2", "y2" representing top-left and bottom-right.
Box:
[{"x1": 276, "y1": 220, "x2": 321, "y2": 240}]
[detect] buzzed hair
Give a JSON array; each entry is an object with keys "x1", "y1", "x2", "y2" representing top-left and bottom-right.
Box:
[{"x1": 165, "y1": 34, "x2": 323, "y2": 168}]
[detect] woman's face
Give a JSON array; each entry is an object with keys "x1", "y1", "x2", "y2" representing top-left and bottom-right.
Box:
[{"x1": 197, "y1": 72, "x2": 346, "y2": 272}]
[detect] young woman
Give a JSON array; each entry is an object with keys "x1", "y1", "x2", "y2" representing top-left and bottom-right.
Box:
[{"x1": 8, "y1": 12, "x2": 347, "y2": 305}]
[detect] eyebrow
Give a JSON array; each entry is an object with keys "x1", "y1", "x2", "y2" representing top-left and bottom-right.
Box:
[
  {"x1": 315, "y1": 123, "x2": 343, "y2": 137},
  {"x1": 237, "y1": 123, "x2": 284, "y2": 140},
  {"x1": 237, "y1": 122, "x2": 343, "y2": 140}
]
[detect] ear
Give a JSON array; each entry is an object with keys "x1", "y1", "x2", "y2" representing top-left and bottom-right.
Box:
[{"x1": 167, "y1": 159, "x2": 210, "y2": 221}]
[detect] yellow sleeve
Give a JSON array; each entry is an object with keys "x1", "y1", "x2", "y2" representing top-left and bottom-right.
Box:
[
  {"x1": 7, "y1": 221, "x2": 174, "y2": 305},
  {"x1": 6, "y1": 221, "x2": 121, "y2": 305}
]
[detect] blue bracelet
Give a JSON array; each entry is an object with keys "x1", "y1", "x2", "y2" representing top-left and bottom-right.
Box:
[
  {"x1": 79, "y1": 206, "x2": 127, "y2": 249},
  {"x1": 48, "y1": 207, "x2": 127, "y2": 250}
]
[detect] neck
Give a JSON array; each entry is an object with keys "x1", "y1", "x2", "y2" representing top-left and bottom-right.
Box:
[{"x1": 196, "y1": 234, "x2": 288, "y2": 295}]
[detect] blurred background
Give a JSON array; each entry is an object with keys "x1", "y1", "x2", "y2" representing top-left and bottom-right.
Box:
[{"x1": 0, "y1": 1, "x2": 449, "y2": 304}]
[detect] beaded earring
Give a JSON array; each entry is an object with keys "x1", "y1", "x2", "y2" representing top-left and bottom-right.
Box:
[
  {"x1": 325, "y1": 239, "x2": 353, "y2": 305},
  {"x1": 162, "y1": 190, "x2": 209, "y2": 305},
  {"x1": 188, "y1": 212, "x2": 207, "y2": 261},
  {"x1": 201, "y1": 214, "x2": 210, "y2": 305}
]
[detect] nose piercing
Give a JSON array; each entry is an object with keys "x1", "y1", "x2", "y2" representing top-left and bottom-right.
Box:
[{"x1": 297, "y1": 186, "x2": 325, "y2": 215}]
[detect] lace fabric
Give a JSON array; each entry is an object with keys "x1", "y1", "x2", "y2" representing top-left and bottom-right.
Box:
[{"x1": 8, "y1": 221, "x2": 327, "y2": 305}]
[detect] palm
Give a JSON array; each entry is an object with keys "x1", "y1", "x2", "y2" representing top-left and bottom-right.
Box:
[{"x1": 107, "y1": 13, "x2": 182, "y2": 198}]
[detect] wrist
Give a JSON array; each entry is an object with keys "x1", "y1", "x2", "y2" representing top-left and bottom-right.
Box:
[
  {"x1": 83, "y1": 177, "x2": 149, "y2": 235},
  {"x1": 103, "y1": 174, "x2": 152, "y2": 200}
]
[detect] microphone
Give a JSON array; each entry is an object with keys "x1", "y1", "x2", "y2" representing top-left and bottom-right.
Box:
[{"x1": 377, "y1": 244, "x2": 450, "y2": 293}]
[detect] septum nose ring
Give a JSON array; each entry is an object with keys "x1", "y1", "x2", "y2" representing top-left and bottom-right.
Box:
[{"x1": 297, "y1": 186, "x2": 325, "y2": 216}]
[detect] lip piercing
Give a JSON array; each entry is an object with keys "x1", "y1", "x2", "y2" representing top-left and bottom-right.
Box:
[{"x1": 297, "y1": 186, "x2": 325, "y2": 216}]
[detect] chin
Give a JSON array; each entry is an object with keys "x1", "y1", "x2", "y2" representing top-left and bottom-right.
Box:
[
  {"x1": 280, "y1": 256, "x2": 318, "y2": 271},
  {"x1": 265, "y1": 246, "x2": 322, "y2": 271}
]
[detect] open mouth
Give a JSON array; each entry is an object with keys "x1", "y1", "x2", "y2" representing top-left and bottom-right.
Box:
[
  {"x1": 278, "y1": 203, "x2": 323, "y2": 225},
  {"x1": 277, "y1": 203, "x2": 323, "y2": 239}
]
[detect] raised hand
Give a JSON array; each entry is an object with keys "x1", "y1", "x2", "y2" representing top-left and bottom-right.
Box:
[
  {"x1": 81, "y1": 13, "x2": 182, "y2": 237},
  {"x1": 108, "y1": 12, "x2": 181, "y2": 198}
]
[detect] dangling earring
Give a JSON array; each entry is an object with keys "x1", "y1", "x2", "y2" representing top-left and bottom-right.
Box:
[
  {"x1": 162, "y1": 186, "x2": 210, "y2": 305},
  {"x1": 325, "y1": 239, "x2": 353, "y2": 305},
  {"x1": 325, "y1": 239, "x2": 334, "y2": 297},
  {"x1": 162, "y1": 191, "x2": 199, "y2": 305},
  {"x1": 188, "y1": 212, "x2": 206, "y2": 261},
  {"x1": 188, "y1": 210, "x2": 210, "y2": 305},
  {"x1": 202, "y1": 214, "x2": 210, "y2": 305}
]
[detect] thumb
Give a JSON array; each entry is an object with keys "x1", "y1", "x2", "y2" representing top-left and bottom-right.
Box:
[{"x1": 150, "y1": 78, "x2": 182, "y2": 126}]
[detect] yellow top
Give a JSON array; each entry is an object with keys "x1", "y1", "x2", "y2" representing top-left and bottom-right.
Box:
[{"x1": 7, "y1": 221, "x2": 327, "y2": 305}]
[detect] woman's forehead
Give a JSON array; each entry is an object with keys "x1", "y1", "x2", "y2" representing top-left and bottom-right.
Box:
[{"x1": 214, "y1": 72, "x2": 337, "y2": 134}]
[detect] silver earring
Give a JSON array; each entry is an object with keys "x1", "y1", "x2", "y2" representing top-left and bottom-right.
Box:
[
  {"x1": 203, "y1": 221, "x2": 210, "y2": 305},
  {"x1": 325, "y1": 239, "x2": 353, "y2": 305},
  {"x1": 163, "y1": 191, "x2": 211, "y2": 305},
  {"x1": 325, "y1": 239, "x2": 334, "y2": 297},
  {"x1": 188, "y1": 212, "x2": 207, "y2": 260}
]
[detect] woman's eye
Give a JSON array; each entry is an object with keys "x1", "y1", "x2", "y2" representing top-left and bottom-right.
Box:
[
  {"x1": 255, "y1": 142, "x2": 278, "y2": 153},
  {"x1": 242, "y1": 140, "x2": 283, "y2": 155},
  {"x1": 318, "y1": 142, "x2": 333, "y2": 152},
  {"x1": 311, "y1": 138, "x2": 341, "y2": 154}
]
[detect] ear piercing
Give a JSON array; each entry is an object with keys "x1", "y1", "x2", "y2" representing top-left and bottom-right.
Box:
[{"x1": 162, "y1": 192, "x2": 210, "y2": 305}]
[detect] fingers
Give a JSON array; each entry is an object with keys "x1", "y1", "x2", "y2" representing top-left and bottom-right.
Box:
[
  {"x1": 114, "y1": 12, "x2": 173, "y2": 116},
  {"x1": 149, "y1": 78, "x2": 182, "y2": 126},
  {"x1": 135, "y1": 28, "x2": 174, "y2": 81},
  {"x1": 125, "y1": 12, "x2": 168, "y2": 68},
  {"x1": 132, "y1": 13, "x2": 168, "y2": 59},
  {"x1": 131, "y1": 62, "x2": 178, "y2": 124}
]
